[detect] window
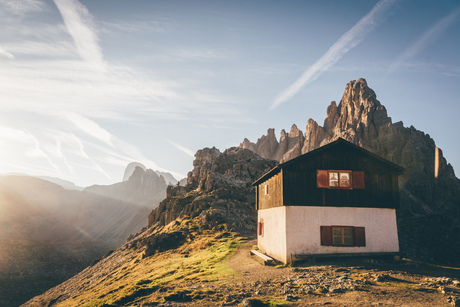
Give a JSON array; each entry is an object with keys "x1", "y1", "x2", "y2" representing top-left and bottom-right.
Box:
[
  {"x1": 264, "y1": 184, "x2": 269, "y2": 195},
  {"x1": 329, "y1": 171, "x2": 351, "y2": 188},
  {"x1": 320, "y1": 226, "x2": 366, "y2": 247},
  {"x1": 258, "y1": 220, "x2": 264, "y2": 237},
  {"x1": 333, "y1": 226, "x2": 353, "y2": 245},
  {"x1": 317, "y1": 170, "x2": 365, "y2": 189}
]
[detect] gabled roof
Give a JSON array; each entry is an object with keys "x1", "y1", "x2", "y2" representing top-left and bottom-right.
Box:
[{"x1": 252, "y1": 138, "x2": 405, "y2": 186}]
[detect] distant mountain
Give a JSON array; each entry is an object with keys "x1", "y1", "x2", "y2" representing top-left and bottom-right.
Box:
[
  {"x1": 241, "y1": 78, "x2": 460, "y2": 263},
  {"x1": 156, "y1": 170, "x2": 182, "y2": 186},
  {"x1": 1, "y1": 173, "x2": 84, "y2": 191},
  {"x1": 38, "y1": 176, "x2": 84, "y2": 190},
  {"x1": 87, "y1": 166, "x2": 168, "y2": 208},
  {"x1": 122, "y1": 162, "x2": 147, "y2": 181},
  {"x1": 122, "y1": 162, "x2": 182, "y2": 186}
]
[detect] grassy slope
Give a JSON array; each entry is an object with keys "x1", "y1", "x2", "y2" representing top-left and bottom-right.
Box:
[{"x1": 25, "y1": 218, "x2": 246, "y2": 307}]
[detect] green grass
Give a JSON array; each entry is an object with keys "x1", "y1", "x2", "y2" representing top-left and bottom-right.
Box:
[
  {"x1": 378, "y1": 281, "x2": 435, "y2": 292},
  {"x1": 79, "y1": 232, "x2": 244, "y2": 307},
  {"x1": 262, "y1": 297, "x2": 293, "y2": 307}
]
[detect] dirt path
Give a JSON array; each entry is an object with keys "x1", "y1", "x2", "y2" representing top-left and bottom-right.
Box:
[{"x1": 227, "y1": 239, "x2": 286, "y2": 281}]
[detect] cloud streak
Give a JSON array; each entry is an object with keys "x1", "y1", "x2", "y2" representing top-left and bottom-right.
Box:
[
  {"x1": 0, "y1": 46, "x2": 14, "y2": 59},
  {"x1": 0, "y1": 0, "x2": 45, "y2": 14},
  {"x1": 168, "y1": 140, "x2": 195, "y2": 158},
  {"x1": 53, "y1": 0, "x2": 105, "y2": 69},
  {"x1": 270, "y1": 0, "x2": 397, "y2": 110},
  {"x1": 63, "y1": 112, "x2": 115, "y2": 148},
  {"x1": 387, "y1": 5, "x2": 460, "y2": 74}
]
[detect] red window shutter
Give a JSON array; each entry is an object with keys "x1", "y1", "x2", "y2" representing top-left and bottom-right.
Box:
[
  {"x1": 354, "y1": 227, "x2": 366, "y2": 247},
  {"x1": 258, "y1": 222, "x2": 264, "y2": 237},
  {"x1": 317, "y1": 170, "x2": 329, "y2": 188},
  {"x1": 320, "y1": 226, "x2": 332, "y2": 246},
  {"x1": 353, "y1": 171, "x2": 365, "y2": 189}
]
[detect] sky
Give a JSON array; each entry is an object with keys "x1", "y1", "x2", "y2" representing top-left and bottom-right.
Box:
[{"x1": 0, "y1": 0, "x2": 459, "y2": 187}]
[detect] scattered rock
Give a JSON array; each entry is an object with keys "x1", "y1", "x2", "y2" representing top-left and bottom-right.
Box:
[
  {"x1": 375, "y1": 274, "x2": 391, "y2": 282},
  {"x1": 448, "y1": 296, "x2": 460, "y2": 306},
  {"x1": 285, "y1": 294, "x2": 297, "y2": 301},
  {"x1": 242, "y1": 297, "x2": 266, "y2": 307}
]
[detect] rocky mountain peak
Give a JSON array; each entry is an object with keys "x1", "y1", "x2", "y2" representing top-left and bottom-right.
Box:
[
  {"x1": 186, "y1": 147, "x2": 221, "y2": 190},
  {"x1": 333, "y1": 78, "x2": 391, "y2": 140},
  {"x1": 122, "y1": 162, "x2": 147, "y2": 181}
]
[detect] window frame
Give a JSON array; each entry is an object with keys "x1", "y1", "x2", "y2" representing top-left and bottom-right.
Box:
[
  {"x1": 258, "y1": 220, "x2": 264, "y2": 237},
  {"x1": 320, "y1": 225, "x2": 366, "y2": 247},
  {"x1": 332, "y1": 226, "x2": 354, "y2": 246},
  {"x1": 328, "y1": 170, "x2": 352, "y2": 189}
]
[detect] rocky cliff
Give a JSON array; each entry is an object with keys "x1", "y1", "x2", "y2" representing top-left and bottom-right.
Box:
[
  {"x1": 147, "y1": 147, "x2": 277, "y2": 233},
  {"x1": 241, "y1": 78, "x2": 460, "y2": 264}
]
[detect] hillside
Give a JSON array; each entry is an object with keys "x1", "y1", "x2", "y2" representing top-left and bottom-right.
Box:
[
  {"x1": 21, "y1": 78, "x2": 460, "y2": 306},
  {"x1": 22, "y1": 148, "x2": 460, "y2": 307},
  {"x1": 0, "y1": 172, "x2": 155, "y2": 307}
]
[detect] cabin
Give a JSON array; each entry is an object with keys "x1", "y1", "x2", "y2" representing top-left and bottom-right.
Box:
[{"x1": 252, "y1": 138, "x2": 404, "y2": 264}]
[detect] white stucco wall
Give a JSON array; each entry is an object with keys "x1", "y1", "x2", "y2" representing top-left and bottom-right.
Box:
[
  {"x1": 285, "y1": 206, "x2": 399, "y2": 258},
  {"x1": 257, "y1": 207, "x2": 287, "y2": 263}
]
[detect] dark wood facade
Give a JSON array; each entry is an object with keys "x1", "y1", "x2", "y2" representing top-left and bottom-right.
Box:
[{"x1": 253, "y1": 138, "x2": 404, "y2": 210}]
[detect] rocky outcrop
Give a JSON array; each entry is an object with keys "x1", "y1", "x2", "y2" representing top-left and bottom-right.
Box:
[
  {"x1": 186, "y1": 147, "x2": 221, "y2": 191},
  {"x1": 240, "y1": 78, "x2": 460, "y2": 218},
  {"x1": 240, "y1": 125, "x2": 305, "y2": 163},
  {"x1": 148, "y1": 147, "x2": 277, "y2": 232}
]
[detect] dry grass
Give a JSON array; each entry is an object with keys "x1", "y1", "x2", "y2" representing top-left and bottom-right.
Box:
[{"x1": 52, "y1": 230, "x2": 246, "y2": 307}]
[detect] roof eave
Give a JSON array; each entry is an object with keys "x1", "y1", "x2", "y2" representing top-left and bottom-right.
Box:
[{"x1": 251, "y1": 165, "x2": 281, "y2": 186}]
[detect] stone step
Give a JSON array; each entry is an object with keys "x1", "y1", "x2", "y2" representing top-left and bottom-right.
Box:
[{"x1": 250, "y1": 250, "x2": 274, "y2": 266}]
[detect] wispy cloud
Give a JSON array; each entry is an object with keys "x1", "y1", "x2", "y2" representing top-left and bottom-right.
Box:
[
  {"x1": 0, "y1": 46, "x2": 14, "y2": 59},
  {"x1": 100, "y1": 20, "x2": 167, "y2": 34},
  {"x1": 168, "y1": 140, "x2": 195, "y2": 158},
  {"x1": 53, "y1": 136, "x2": 74, "y2": 174},
  {"x1": 2, "y1": 40, "x2": 74, "y2": 57},
  {"x1": 270, "y1": 0, "x2": 397, "y2": 111},
  {"x1": 0, "y1": 126, "x2": 60, "y2": 174},
  {"x1": 71, "y1": 133, "x2": 113, "y2": 180},
  {"x1": 53, "y1": 0, "x2": 105, "y2": 69},
  {"x1": 28, "y1": 131, "x2": 61, "y2": 174},
  {"x1": 63, "y1": 112, "x2": 115, "y2": 148},
  {"x1": 0, "y1": 0, "x2": 45, "y2": 15},
  {"x1": 387, "y1": 5, "x2": 460, "y2": 74},
  {"x1": 171, "y1": 48, "x2": 232, "y2": 62}
]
